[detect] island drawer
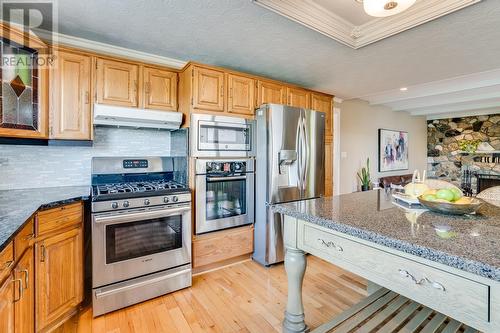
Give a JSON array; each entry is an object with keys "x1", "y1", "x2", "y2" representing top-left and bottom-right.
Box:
[
  {"x1": 36, "y1": 201, "x2": 83, "y2": 237},
  {"x1": 0, "y1": 242, "x2": 14, "y2": 283},
  {"x1": 299, "y1": 221, "x2": 490, "y2": 328}
]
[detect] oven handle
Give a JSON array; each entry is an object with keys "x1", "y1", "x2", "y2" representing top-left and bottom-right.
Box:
[
  {"x1": 206, "y1": 175, "x2": 247, "y2": 182},
  {"x1": 93, "y1": 205, "x2": 191, "y2": 225},
  {"x1": 94, "y1": 267, "x2": 191, "y2": 299}
]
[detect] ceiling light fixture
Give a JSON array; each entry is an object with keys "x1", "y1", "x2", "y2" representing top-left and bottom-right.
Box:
[
  {"x1": 355, "y1": 0, "x2": 417, "y2": 17},
  {"x1": 400, "y1": 87, "x2": 408, "y2": 91}
]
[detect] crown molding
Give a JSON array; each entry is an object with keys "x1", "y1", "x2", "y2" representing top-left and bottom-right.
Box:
[
  {"x1": 30, "y1": 28, "x2": 187, "y2": 69},
  {"x1": 253, "y1": 0, "x2": 482, "y2": 49}
]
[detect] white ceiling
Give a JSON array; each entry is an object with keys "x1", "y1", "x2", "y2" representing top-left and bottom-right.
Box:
[
  {"x1": 313, "y1": 0, "x2": 373, "y2": 26},
  {"x1": 54, "y1": 0, "x2": 500, "y2": 116}
]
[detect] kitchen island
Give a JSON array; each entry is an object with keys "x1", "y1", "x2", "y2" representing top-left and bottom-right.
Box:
[{"x1": 273, "y1": 190, "x2": 500, "y2": 333}]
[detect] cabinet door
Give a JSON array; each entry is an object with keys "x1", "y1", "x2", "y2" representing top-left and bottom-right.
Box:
[
  {"x1": 287, "y1": 87, "x2": 310, "y2": 109},
  {"x1": 324, "y1": 139, "x2": 333, "y2": 197},
  {"x1": 36, "y1": 228, "x2": 83, "y2": 332},
  {"x1": 227, "y1": 74, "x2": 255, "y2": 115},
  {"x1": 192, "y1": 67, "x2": 224, "y2": 112},
  {"x1": 15, "y1": 248, "x2": 34, "y2": 333},
  {"x1": 50, "y1": 51, "x2": 92, "y2": 140},
  {"x1": 96, "y1": 58, "x2": 139, "y2": 107},
  {"x1": 311, "y1": 93, "x2": 333, "y2": 137},
  {"x1": 144, "y1": 67, "x2": 178, "y2": 111},
  {"x1": 257, "y1": 81, "x2": 286, "y2": 106},
  {"x1": 0, "y1": 273, "x2": 14, "y2": 333}
]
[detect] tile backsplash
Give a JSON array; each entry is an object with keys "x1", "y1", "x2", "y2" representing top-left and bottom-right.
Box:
[{"x1": 0, "y1": 127, "x2": 188, "y2": 190}]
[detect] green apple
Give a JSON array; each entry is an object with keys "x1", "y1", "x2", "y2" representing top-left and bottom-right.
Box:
[
  {"x1": 436, "y1": 189, "x2": 454, "y2": 202},
  {"x1": 450, "y1": 188, "x2": 463, "y2": 201},
  {"x1": 422, "y1": 194, "x2": 437, "y2": 201}
]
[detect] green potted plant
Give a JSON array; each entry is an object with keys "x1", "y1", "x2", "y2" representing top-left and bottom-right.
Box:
[{"x1": 357, "y1": 158, "x2": 371, "y2": 191}]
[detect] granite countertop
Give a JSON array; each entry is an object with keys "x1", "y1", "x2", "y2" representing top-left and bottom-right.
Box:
[
  {"x1": 273, "y1": 190, "x2": 500, "y2": 282},
  {"x1": 0, "y1": 186, "x2": 90, "y2": 251}
]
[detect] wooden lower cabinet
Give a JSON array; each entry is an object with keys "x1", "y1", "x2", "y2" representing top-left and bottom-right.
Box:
[
  {"x1": 35, "y1": 227, "x2": 83, "y2": 332},
  {"x1": 193, "y1": 225, "x2": 254, "y2": 269},
  {"x1": 0, "y1": 272, "x2": 15, "y2": 333},
  {"x1": 15, "y1": 248, "x2": 34, "y2": 333}
]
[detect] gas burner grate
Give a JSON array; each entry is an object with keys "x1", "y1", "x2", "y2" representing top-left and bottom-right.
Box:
[{"x1": 95, "y1": 181, "x2": 187, "y2": 196}]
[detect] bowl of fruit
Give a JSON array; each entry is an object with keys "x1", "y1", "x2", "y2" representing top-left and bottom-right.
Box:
[{"x1": 418, "y1": 188, "x2": 484, "y2": 215}]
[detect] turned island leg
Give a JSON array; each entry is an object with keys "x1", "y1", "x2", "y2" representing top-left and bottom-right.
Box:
[{"x1": 283, "y1": 247, "x2": 309, "y2": 333}]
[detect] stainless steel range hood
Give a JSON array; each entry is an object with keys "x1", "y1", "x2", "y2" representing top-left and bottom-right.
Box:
[{"x1": 94, "y1": 104, "x2": 183, "y2": 130}]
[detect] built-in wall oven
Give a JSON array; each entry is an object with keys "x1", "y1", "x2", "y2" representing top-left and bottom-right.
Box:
[
  {"x1": 190, "y1": 113, "x2": 255, "y2": 157},
  {"x1": 195, "y1": 159, "x2": 254, "y2": 234}
]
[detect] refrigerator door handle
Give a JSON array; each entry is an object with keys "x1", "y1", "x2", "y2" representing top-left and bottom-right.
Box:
[
  {"x1": 301, "y1": 114, "x2": 308, "y2": 191},
  {"x1": 295, "y1": 117, "x2": 303, "y2": 190}
]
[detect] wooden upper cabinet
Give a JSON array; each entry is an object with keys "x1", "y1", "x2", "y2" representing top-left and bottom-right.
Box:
[
  {"x1": 14, "y1": 248, "x2": 34, "y2": 333},
  {"x1": 257, "y1": 81, "x2": 286, "y2": 106},
  {"x1": 143, "y1": 67, "x2": 178, "y2": 111},
  {"x1": 287, "y1": 87, "x2": 310, "y2": 109},
  {"x1": 50, "y1": 51, "x2": 92, "y2": 140},
  {"x1": 227, "y1": 74, "x2": 255, "y2": 115},
  {"x1": 311, "y1": 92, "x2": 333, "y2": 137},
  {"x1": 96, "y1": 58, "x2": 139, "y2": 107},
  {"x1": 0, "y1": 272, "x2": 14, "y2": 333},
  {"x1": 36, "y1": 227, "x2": 83, "y2": 332},
  {"x1": 192, "y1": 67, "x2": 225, "y2": 112}
]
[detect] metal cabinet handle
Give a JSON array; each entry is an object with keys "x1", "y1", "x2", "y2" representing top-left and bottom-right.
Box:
[
  {"x1": 24, "y1": 233, "x2": 34, "y2": 241},
  {"x1": 430, "y1": 281, "x2": 445, "y2": 291},
  {"x1": 1, "y1": 260, "x2": 13, "y2": 271},
  {"x1": 145, "y1": 82, "x2": 151, "y2": 94},
  {"x1": 398, "y1": 269, "x2": 426, "y2": 285},
  {"x1": 84, "y1": 91, "x2": 90, "y2": 104},
  {"x1": 40, "y1": 245, "x2": 46, "y2": 262},
  {"x1": 318, "y1": 238, "x2": 343, "y2": 252},
  {"x1": 11, "y1": 278, "x2": 23, "y2": 302},
  {"x1": 20, "y1": 269, "x2": 29, "y2": 289}
]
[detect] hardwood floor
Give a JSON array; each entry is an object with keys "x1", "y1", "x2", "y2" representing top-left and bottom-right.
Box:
[{"x1": 69, "y1": 256, "x2": 367, "y2": 333}]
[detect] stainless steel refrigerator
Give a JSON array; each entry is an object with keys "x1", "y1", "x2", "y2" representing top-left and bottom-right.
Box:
[{"x1": 253, "y1": 104, "x2": 325, "y2": 266}]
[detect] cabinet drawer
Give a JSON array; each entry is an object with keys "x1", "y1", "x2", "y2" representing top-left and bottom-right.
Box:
[
  {"x1": 193, "y1": 226, "x2": 253, "y2": 268},
  {"x1": 0, "y1": 242, "x2": 14, "y2": 283},
  {"x1": 14, "y1": 218, "x2": 34, "y2": 260},
  {"x1": 300, "y1": 222, "x2": 490, "y2": 327},
  {"x1": 36, "y1": 202, "x2": 83, "y2": 237}
]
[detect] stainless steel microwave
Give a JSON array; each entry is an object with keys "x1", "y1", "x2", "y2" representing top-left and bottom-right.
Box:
[{"x1": 190, "y1": 113, "x2": 255, "y2": 157}]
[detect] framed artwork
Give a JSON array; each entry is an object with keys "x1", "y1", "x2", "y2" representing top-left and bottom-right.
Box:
[{"x1": 378, "y1": 129, "x2": 409, "y2": 172}]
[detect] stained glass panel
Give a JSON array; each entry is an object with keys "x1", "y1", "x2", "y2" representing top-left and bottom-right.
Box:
[{"x1": 0, "y1": 38, "x2": 39, "y2": 131}]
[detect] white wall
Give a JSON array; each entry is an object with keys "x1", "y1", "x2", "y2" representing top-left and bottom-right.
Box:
[{"x1": 339, "y1": 99, "x2": 427, "y2": 194}]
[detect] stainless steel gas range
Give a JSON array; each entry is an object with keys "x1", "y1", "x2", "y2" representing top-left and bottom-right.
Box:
[{"x1": 91, "y1": 157, "x2": 191, "y2": 317}]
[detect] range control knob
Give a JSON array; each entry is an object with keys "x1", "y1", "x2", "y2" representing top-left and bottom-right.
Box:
[
  {"x1": 172, "y1": 196, "x2": 179, "y2": 203},
  {"x1": 234, "y1": 163, "x2": 242, "y2": 170},
  {"x1": 123, "y1": 201, "x2": 130, "y2": 208},
  {"x1": 213, "y1": 163, "x2": 221, "y2": 171},
  {"x1": 144, "y1": 199, "x2": 150, "y2": 206},
  {"x1": 111, "y1": 202, "x2": 119, "y2": 209},
  {"x1": 163, "y1": 197, "x2": 170, "y2": 203}
]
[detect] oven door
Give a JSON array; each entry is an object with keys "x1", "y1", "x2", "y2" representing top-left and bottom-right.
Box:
[
  {"x1": 195, "y1": 173, "x2": 254, "y2": 234},
  {"x1": 92, "y1": 204, "x2": 191, "y2": 288}
]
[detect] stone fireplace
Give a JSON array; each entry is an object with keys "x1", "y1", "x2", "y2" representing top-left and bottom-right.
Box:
[{"x1": 427, "y1": 114, "x2": 499, "y2": 194}]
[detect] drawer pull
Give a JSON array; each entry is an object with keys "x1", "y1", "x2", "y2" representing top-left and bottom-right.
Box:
[
  {"x1": 426, "y1": 278, "x2": 446, "y2": 292},
  {"x1": 318, "y1": 238, "x2": 344, "y2": 252},
  {"x1": 1, "y1": 260, "x2": 13, "y2": 271},
  {"x1": 398, "y1": 269, "x2": 425, "y2": 285},
  {"x1": 24, "y1": 233, "x2": 35, "y2": 241}
]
